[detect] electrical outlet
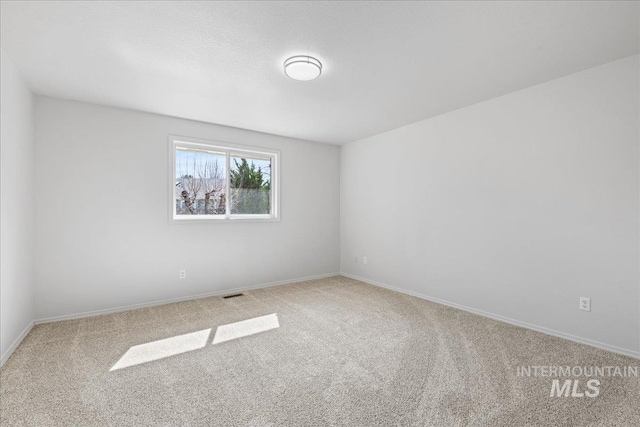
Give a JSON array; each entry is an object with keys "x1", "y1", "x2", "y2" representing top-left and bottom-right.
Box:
[
  {"x1": 362, "y1": 256, "x2": 368, "y2": 265},
  {"x1": 579, "y1": 297, "x2": 591, "y2": 312},
  {"x1": 179, "y1": 269, "x2": 186, "y2": 279}
]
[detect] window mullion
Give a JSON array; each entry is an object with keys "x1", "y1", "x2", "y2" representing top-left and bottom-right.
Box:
[{"x1": 225, "y1": 151, "x2": 231, "y2": 218}]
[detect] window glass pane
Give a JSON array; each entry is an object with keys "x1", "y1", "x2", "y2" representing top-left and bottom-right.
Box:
[
  {"x1": 175, "y1": 148, "x2": 226, "y2": 215},
  {"x1": 230, "y1": 155, "x2": 271, "y2": 215}
]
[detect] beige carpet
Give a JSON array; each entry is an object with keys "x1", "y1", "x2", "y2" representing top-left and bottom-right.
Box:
[{"x1": 1, "y1": 276, "x2": 639, "y2": 426}]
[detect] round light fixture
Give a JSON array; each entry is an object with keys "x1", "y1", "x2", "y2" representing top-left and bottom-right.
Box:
[{"x1": 284, "y1": 55, "x2": 322, "y2": 81}]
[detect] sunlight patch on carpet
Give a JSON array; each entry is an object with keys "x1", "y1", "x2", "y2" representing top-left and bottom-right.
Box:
[
  {"x1": 110, "y1": 328, "x2": 211, "y2": 371},
  {"x1": 212, "y1": 313, "x2": 279, "y2": 345}
]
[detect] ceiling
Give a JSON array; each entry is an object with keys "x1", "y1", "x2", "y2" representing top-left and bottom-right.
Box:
[{"x1": 1, "y1": 1, "x2": 638, "y2": 145}]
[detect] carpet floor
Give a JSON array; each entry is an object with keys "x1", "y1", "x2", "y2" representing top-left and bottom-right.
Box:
[{"x1": 1, "y1": 276, "x2": 639, "y2": 426}]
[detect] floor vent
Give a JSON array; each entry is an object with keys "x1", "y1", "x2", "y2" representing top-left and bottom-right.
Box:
[{"x1": 222, "y1": 293, "x2": 244, "y2": 299}]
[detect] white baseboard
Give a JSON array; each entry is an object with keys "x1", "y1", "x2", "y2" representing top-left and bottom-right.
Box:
[
  {"x1": 340, "y1": 272, "x2": 640, "y2": 360},
  {"x1": 1, "y1": 321, "x2": 34, "y2": 367},
  {"x1": 35, "y1": 272, "x2": 341, "y2": 324}
]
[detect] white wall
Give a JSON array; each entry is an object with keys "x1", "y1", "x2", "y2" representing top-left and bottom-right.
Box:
[
  {"x1": 341, "y1": 55, "x2": 640, "y2": 356},
  {"x1": 1, "y1": 50, "x2": 35, "y2": 363},
  {"x1": 34, "y1": 97, "x2": 340, "y2": 320}
]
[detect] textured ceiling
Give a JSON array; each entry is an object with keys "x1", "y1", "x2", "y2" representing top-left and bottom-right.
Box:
[{"x1": 1, "y1": 1, "x2": 638, "y2": 144}]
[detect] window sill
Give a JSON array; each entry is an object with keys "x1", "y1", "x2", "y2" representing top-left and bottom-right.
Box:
[{"x1": 172, "y1": 215, "x2": 280, "y2": 223}]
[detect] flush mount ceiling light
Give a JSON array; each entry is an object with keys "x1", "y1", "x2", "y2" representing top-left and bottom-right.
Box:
[{"x1": 284, "y1": 55, "x2": 322, "y2": 81}]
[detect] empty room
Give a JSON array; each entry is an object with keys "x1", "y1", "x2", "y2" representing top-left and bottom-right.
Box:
[{"x1": 1, "y1": 1, "x2": 639, "y2": 426}]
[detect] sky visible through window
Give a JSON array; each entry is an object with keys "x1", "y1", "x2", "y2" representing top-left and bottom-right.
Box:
[
  {"x1": 176, "y1": 149, "x2": 271, "y2": 183},
  {"x1": 176, "y1": 149, "x2": 225, "y2": 179}
]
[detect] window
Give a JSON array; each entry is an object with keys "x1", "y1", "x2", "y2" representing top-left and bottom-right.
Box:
[{"x1": 171, "y1": 136, "x2": 278, "y2": 221}]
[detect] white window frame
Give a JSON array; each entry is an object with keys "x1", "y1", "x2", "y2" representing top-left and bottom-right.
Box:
[{"x1": 169, "y1": 135, "x2": 280, "y2": 222}]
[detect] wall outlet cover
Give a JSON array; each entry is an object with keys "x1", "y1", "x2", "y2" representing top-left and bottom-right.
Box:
[{"x1": 579, "y1": 297, "x2": 591, "y2": 312}]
